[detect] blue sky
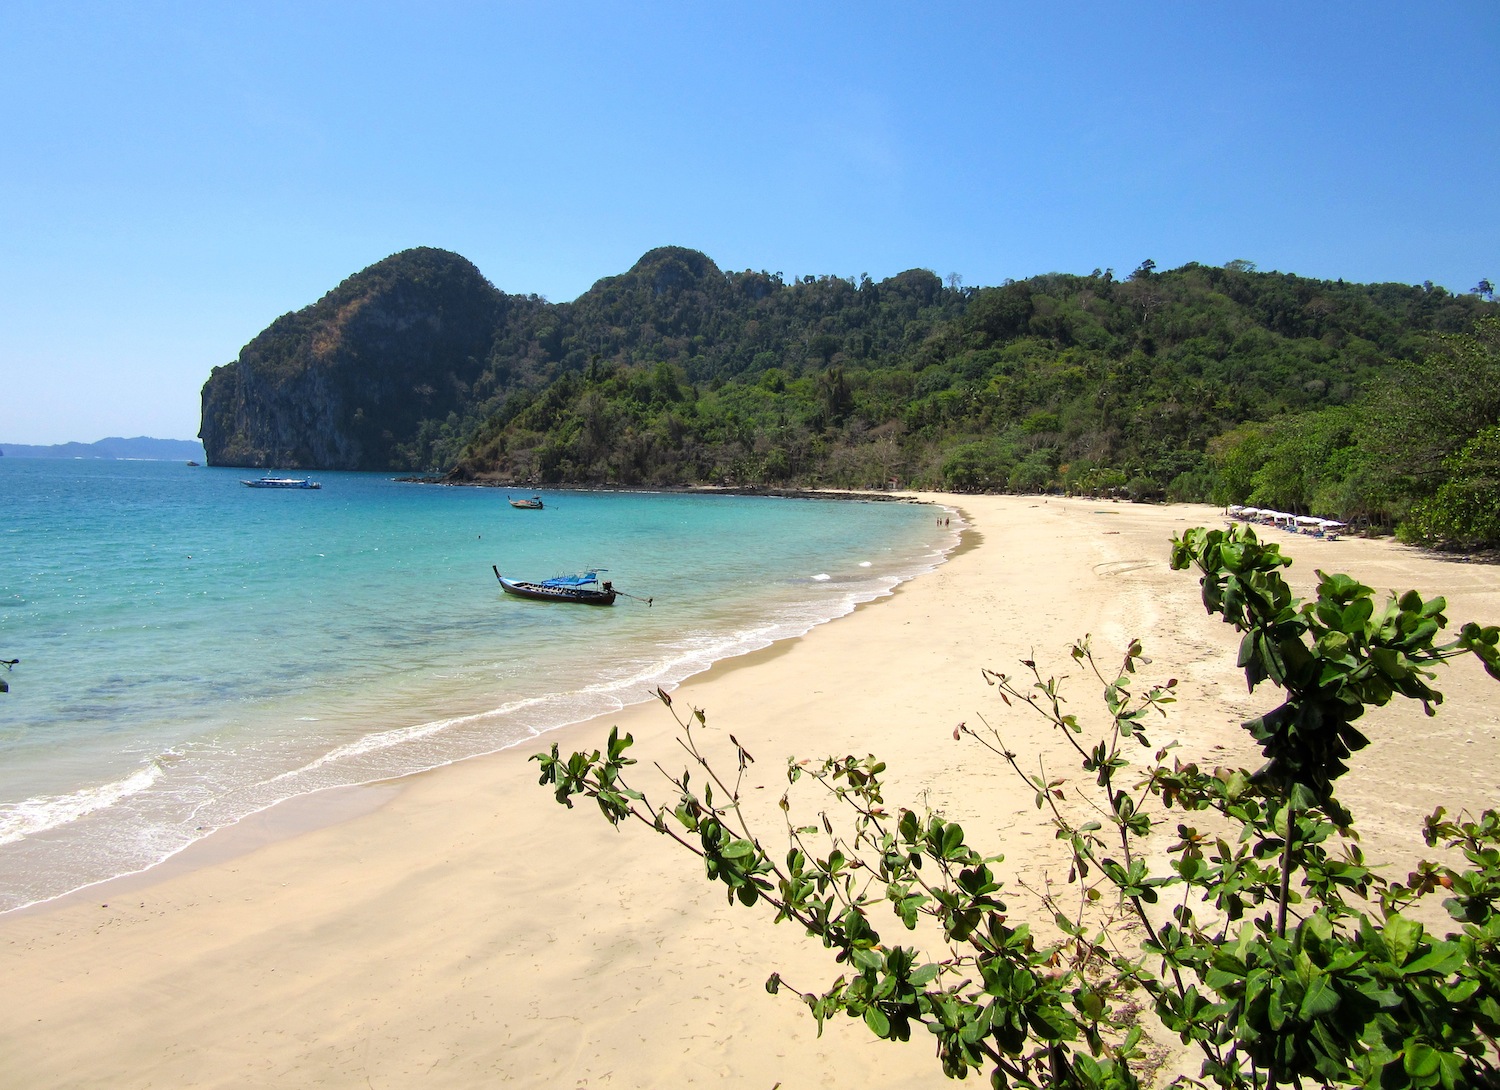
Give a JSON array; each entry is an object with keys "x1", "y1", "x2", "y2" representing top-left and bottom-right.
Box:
[{"x1": 2, "y1": 3, "x2": 1496, "y2": 445}]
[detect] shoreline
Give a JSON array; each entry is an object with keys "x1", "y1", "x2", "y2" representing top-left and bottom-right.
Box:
[
  {"x1": 11, "y1": 506, "x2": 968, "y2": 920},
  {"x1": 0, "y1": 483, "x2": 956, "y2": 917},
  {"x1": 399, "y1": 473, "x2": 934, "y2": 505},
  {"x1": 8, "y1": 575, "x2": 924, "y2": 920},
  {"x1": 4, "y1": 495, "x2": 1497, "y2": 1088}
]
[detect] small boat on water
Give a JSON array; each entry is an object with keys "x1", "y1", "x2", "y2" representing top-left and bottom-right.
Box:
[
  {"x1": 508, "y1": 495, "x2": 544, "y2": 509},
  {"x1": 243, "y1": 475, "x2": 321, "y2": 489},
  {"x1": 493, "y1": 566, "x2": 616, "y2": 605}
]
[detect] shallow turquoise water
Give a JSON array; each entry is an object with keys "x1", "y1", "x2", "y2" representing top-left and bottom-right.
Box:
[{"x1": 0, "y1": 459, "x2": 954, "y2": 910}]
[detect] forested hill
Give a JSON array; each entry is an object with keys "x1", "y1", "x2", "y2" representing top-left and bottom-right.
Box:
[
  {"x1": 0, "y1": 437, "x2": 205, "y2": 461},
  {"x1": 200, "y1": 248, "x2": 526, "y2": 470},
  {"x1": 199, "y1": 246, "x2": 1500, "y2": 543}
]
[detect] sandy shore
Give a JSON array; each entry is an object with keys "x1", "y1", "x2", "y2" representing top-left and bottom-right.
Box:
[{"x1": 4, "y1": 495, "x2": 1498, "y2": 1088}]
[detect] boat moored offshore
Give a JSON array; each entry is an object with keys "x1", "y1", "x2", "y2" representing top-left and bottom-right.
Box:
[
  {"x1": 493, "y1": 566, "x2": 617, "y2": 605},
  {"x1": 243, "y1": 475, "x2": 321, "y2": 489}
]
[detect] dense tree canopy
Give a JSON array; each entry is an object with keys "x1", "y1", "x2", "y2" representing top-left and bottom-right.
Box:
[
  {"x1": 448, "y1": 254, "x2": 1497, "y2": 544},
  {"x1": 201, "y1": 246, "x2": 1500, "y2": 543}
]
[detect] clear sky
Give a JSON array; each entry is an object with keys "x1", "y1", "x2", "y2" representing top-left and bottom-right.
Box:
[{"x1": 2, "y1": 2, "x2": 1496, "y2": 445}]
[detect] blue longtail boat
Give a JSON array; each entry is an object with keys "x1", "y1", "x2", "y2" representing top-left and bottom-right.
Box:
[{"x1": 493, "y1": 566, "x2": 616, "y2": 605}]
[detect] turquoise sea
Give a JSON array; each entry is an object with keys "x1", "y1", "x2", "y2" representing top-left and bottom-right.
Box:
[{"x1": 0, "y1": 458, "x2": 954, "y2": 912}]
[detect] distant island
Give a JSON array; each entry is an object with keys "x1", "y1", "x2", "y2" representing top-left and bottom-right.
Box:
[{"x1": 0, "y1": 437, "x2": 207, "y2": 461}]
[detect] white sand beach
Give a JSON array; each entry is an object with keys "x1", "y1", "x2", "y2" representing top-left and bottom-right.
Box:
[{"x1": 4, "y1": 495, "x2": 1498, "y2": 1088}]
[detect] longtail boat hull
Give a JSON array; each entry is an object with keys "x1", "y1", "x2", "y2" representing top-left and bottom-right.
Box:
[{"x1": 493, "y1": 566, "x2": 616, "y2": 605}]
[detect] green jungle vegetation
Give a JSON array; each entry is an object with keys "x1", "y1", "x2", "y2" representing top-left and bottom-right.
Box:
[
  {"x1": 441, "y1": 250, "x2": 1498, "y2": 547},
  {"x1": 203, "y1": 245, "x2": 1500, "y2": 546}
]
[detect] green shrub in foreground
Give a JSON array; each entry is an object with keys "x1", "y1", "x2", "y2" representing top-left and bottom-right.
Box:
[{"x1": 536, "y1": 525, "x2": 1500, "y2": 1088}]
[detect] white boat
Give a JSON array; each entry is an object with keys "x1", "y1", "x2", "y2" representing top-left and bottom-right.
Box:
[{"x1": 241, "y1": 476, "x2": 321, "y2": 488}]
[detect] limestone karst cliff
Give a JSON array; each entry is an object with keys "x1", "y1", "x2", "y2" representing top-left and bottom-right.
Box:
[
  {"x1": 199, "y1": 247, "x2": 511, "y2": 470},
  {"x1": 201, "y1": 245, "x2": 1497, "y2": 499},
  {"x1": 198, "y1": 244, "x2": 742, "y2": 471}
]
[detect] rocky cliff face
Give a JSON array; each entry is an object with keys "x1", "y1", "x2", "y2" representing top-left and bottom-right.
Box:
[
  {"x1": 200, "y1": 248, "x2": 508, "y2": 470},
  {"x1": 198, "y1": 243, "x2": 962, "y2": 473}
]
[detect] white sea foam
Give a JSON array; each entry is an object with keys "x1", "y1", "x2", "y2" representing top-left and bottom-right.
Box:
[
  {"x1": 278, "y1": 691, "x2": 571, "y2": 780},
  {"x1": 0, "y1": 470, "x2": 959, "y2": 913},
  {"x1": 237, "y1": 588, "x2": 892, "y2": 812},
  {"x1": 0, "y1": 762, "x2": 164, "y2": 846}
]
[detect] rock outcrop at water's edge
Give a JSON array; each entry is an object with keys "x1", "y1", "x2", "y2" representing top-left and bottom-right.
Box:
[
  {"x1": 198, "y1": 244, "x2": 739, "y2": 473},
  {"x1": 199, "y1": 248, "x2": 511, "y2": 470}
]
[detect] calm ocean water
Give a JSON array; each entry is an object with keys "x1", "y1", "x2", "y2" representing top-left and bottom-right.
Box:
[{"x1": 0, "y1": 458, "x2": 954, "y2": 911}]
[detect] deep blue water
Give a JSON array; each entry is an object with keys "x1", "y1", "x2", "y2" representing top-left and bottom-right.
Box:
[{"x1": 0, "y1": 458, "x2": 954, "y2": 910}]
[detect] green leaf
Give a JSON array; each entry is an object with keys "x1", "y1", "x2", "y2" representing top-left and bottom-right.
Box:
[
  {"x1": 1028, "y1": 1003, "x2": 1079, "y2": 1043},
  {"x1": 1298, "y1": 973, "x2": 1339, "y2": 1019},
  {"x1": 1268, "y1": 982, "x2": 1286, "y2": 1030},
  {"x1": 720, "y1": 838, "x2": 757, "y2": 860},
  {"x1": 909, "y1": 963, "x2": 941, "y2": 988},
  {"x1": 1384, "y1": 914, "x2": 1422, "y2": 964},
  {"x1": 1400, "y1": 942, "x2": 1463, "y2": 977},
  {"x1": 942, "y1": 821, "x2": 966, "y2": 860},
  {"x1": 864, "y1": 1005, "x2": 891, "y2": 1037},
  {"x1": 1403, "y1": 1042, "x2": 1439, "y2": 1079}
]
